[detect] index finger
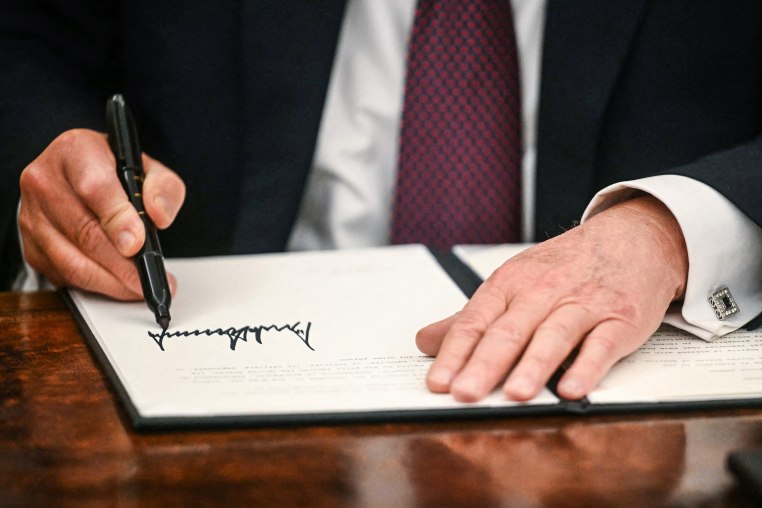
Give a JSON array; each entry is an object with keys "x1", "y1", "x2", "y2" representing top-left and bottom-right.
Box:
[
  {"x1": 61, "y1": 131, "x2": 144, "y2": 256},
  {"x1": 425, "y1": 281, "x2": 511, "y2": 392}
]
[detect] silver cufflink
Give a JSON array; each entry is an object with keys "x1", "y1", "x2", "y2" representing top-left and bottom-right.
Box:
[{"x1": 709, "y1": 287, "x2": 739, "y2": 320}]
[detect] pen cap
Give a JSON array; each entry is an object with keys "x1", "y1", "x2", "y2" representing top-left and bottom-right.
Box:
[{"x1": 105, "y1": 94, "x2": 142, "y2": 170}]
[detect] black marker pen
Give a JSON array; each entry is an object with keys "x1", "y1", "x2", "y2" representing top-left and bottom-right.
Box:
[{"x1": 106, "y1": 94, "x2": 172, "y2": 330}]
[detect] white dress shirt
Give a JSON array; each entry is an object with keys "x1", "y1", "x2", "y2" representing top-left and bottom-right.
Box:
[
  {"x1": 288, "y1": 0, "x2": 762, "y2": 339},
  {"x1": 15, "y1": 0, "x2": 762, "y2": 340}
]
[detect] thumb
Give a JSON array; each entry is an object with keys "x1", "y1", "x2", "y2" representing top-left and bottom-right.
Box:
[
  {"x1": 141, "y1": 153, "x2": 186, "y2": 229},
  {"x1": 416, "y1": 312, "x2": 460, "y2": 356}
]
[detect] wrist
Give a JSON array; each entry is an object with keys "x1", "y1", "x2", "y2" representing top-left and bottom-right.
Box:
[{"x1": 588, "y1": 194, "x2": 689, "y2": 301}]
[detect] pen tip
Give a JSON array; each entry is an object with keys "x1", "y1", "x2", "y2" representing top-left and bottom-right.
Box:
[{"x1": 158, "y1": 315, "x2": 170, "y2": 331}]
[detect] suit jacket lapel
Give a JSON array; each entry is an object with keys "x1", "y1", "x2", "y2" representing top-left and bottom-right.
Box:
[{"x1": 534, "y1": 0, "x2": 649, "y2": 239}]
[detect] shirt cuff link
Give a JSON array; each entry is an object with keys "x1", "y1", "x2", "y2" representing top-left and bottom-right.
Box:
[{"x1": 709, "y1": 287, "x2": 739, "y2": 320}]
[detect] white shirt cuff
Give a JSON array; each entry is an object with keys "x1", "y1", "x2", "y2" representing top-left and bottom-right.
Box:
[
  {"x1": 12, "y1": 200, "x2": 50, "y2": 291},
  {"x1": 582, "y1": 174, "x2": 762, "y2": 340}
]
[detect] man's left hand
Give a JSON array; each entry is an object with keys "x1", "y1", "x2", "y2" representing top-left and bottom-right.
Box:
[{"x1": 416, "y1": 195, "x2": 689, "y2": 401}]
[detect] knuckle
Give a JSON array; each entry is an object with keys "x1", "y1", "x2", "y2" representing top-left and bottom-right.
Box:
[
  {"x1": 610, "y1": 301, "x2": 639, "y2": 323},
  {"x1": 74, "y1": 215, "x2": 105, "y2": 252},
  {"x1": 476, "y1": 279, "x2": 508, "y2": 305},
  {"x1": 587, "y1": 292, "x2": 640, "y2": 325},
  {"x1": 74, "y1": 170, "x2": 112, "y2": 202},
  {"x1": 535, "y1": 320, "x2": 573, "y2": 341},
  {"x1": 535, "y1": 271, "x2": 565, "y2": 292},
  {"x1": 52, "y1": 128, "x2": 92, "y2": 153},
  {"x1": 50, "y1": 129, "x2": 89, "y2": 163},
  {"x1": 485, "y1": 261, "x2": 516, "y2": 286},
  {"x1": 100, "y1": 201, "x2": 134, "y2": 231},
  {"x1": 19, "y1": 163, "x2": 48, "y2": 195},
  {"x1": 58, "y1": 253, "x2": 93, "y2": 289},
  {"x1": 465, "y1": 354, "x2": 503, "y2": 375},
  {"x1": 588, "y1": 334, "x2": 619, "y2": 357},
  {"x1": 54, "y1": 128, "x2": 80, "y2": 147},
  {"x1": 485, "y1": 321, "x2": 525, "y2": 349},
  {"x1": 518, "y1": 353, "x2": 552, "y2": 371},
  {"x1": 452, "y1": 310, "x2": 489, "y2": 338},
  {"x1": 17, "y1": 208, "x2": 34, "y2": 236}
]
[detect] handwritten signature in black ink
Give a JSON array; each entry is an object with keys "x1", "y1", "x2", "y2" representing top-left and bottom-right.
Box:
[{"x1": 147, "y1": 322, "x2": 313, "y2": 352}]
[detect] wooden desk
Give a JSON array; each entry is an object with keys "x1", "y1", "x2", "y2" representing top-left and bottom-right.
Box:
[{"x1": 1, "y1": 291, "x2": 760, "y2": 507}]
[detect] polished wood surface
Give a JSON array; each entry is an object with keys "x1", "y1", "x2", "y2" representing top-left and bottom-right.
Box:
[{"x1": 1, "y1": 291, "x2": 760, "y2": 507}]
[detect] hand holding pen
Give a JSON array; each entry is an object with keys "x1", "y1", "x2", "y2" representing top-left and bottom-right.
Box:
[
  {"x1": 106, "y1": 94, "x2": 173, "y2": 329},
  {"x1": 17, "y1": 100, "x2": 185, "y2": 316}
]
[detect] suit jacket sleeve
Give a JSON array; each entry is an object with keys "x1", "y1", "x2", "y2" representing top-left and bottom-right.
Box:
[
  {"x1": 667, "y1": 134, "x2": 762, "y2": 227},
  {"x1": 0, "y1": 0, "x2": 118, "y2": 288}
]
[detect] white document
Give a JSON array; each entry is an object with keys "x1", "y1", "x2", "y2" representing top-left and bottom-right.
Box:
[
  {"x1": 590, "y1": 327, "x2": 762, "y2": 403},
  {"x1": 69, "y1": 245, "x2": 558, "y2": 423}
]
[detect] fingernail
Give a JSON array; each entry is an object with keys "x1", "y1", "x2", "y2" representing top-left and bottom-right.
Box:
[
  {"x1": 117, "y1": 230, "x2": 136, "y2": 253},
  {"x1": 451, "y1": 378, "x2": 482, "y2": 402},
  {"x1": 506, "y1": 376, "x2": 534, "y2": 399},
  {"x1": 560, "y1": 377, "x2": 583, "y2": 399},
  {"x1": 428, "y1": 368, "x2": 454, "y2": 391}
]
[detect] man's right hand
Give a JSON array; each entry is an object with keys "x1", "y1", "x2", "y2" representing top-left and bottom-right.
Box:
[{"x1": 18, "y1": 128, "x2": 186, "y2": 299}]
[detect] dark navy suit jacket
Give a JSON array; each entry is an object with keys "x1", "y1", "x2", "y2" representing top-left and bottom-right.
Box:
[{"x1": 1, "y1": 0, "x2": 761, "y2": 289}]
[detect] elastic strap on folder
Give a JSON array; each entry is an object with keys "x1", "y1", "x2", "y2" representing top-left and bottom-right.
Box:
[
  {"x1": 546, "y1": 350, "x2": 591, "y2": 413},
  {"x1": 743, "y1": 310, "x2": 762, "y2": 331},
  {"x1": 428, "y1": 248, "x2": 483, "y2": 298}
]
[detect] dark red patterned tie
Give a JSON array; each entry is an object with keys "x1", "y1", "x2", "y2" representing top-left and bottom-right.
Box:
[{"x1": 391, "y1": 0, "x2": 522, "y2": 249}]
